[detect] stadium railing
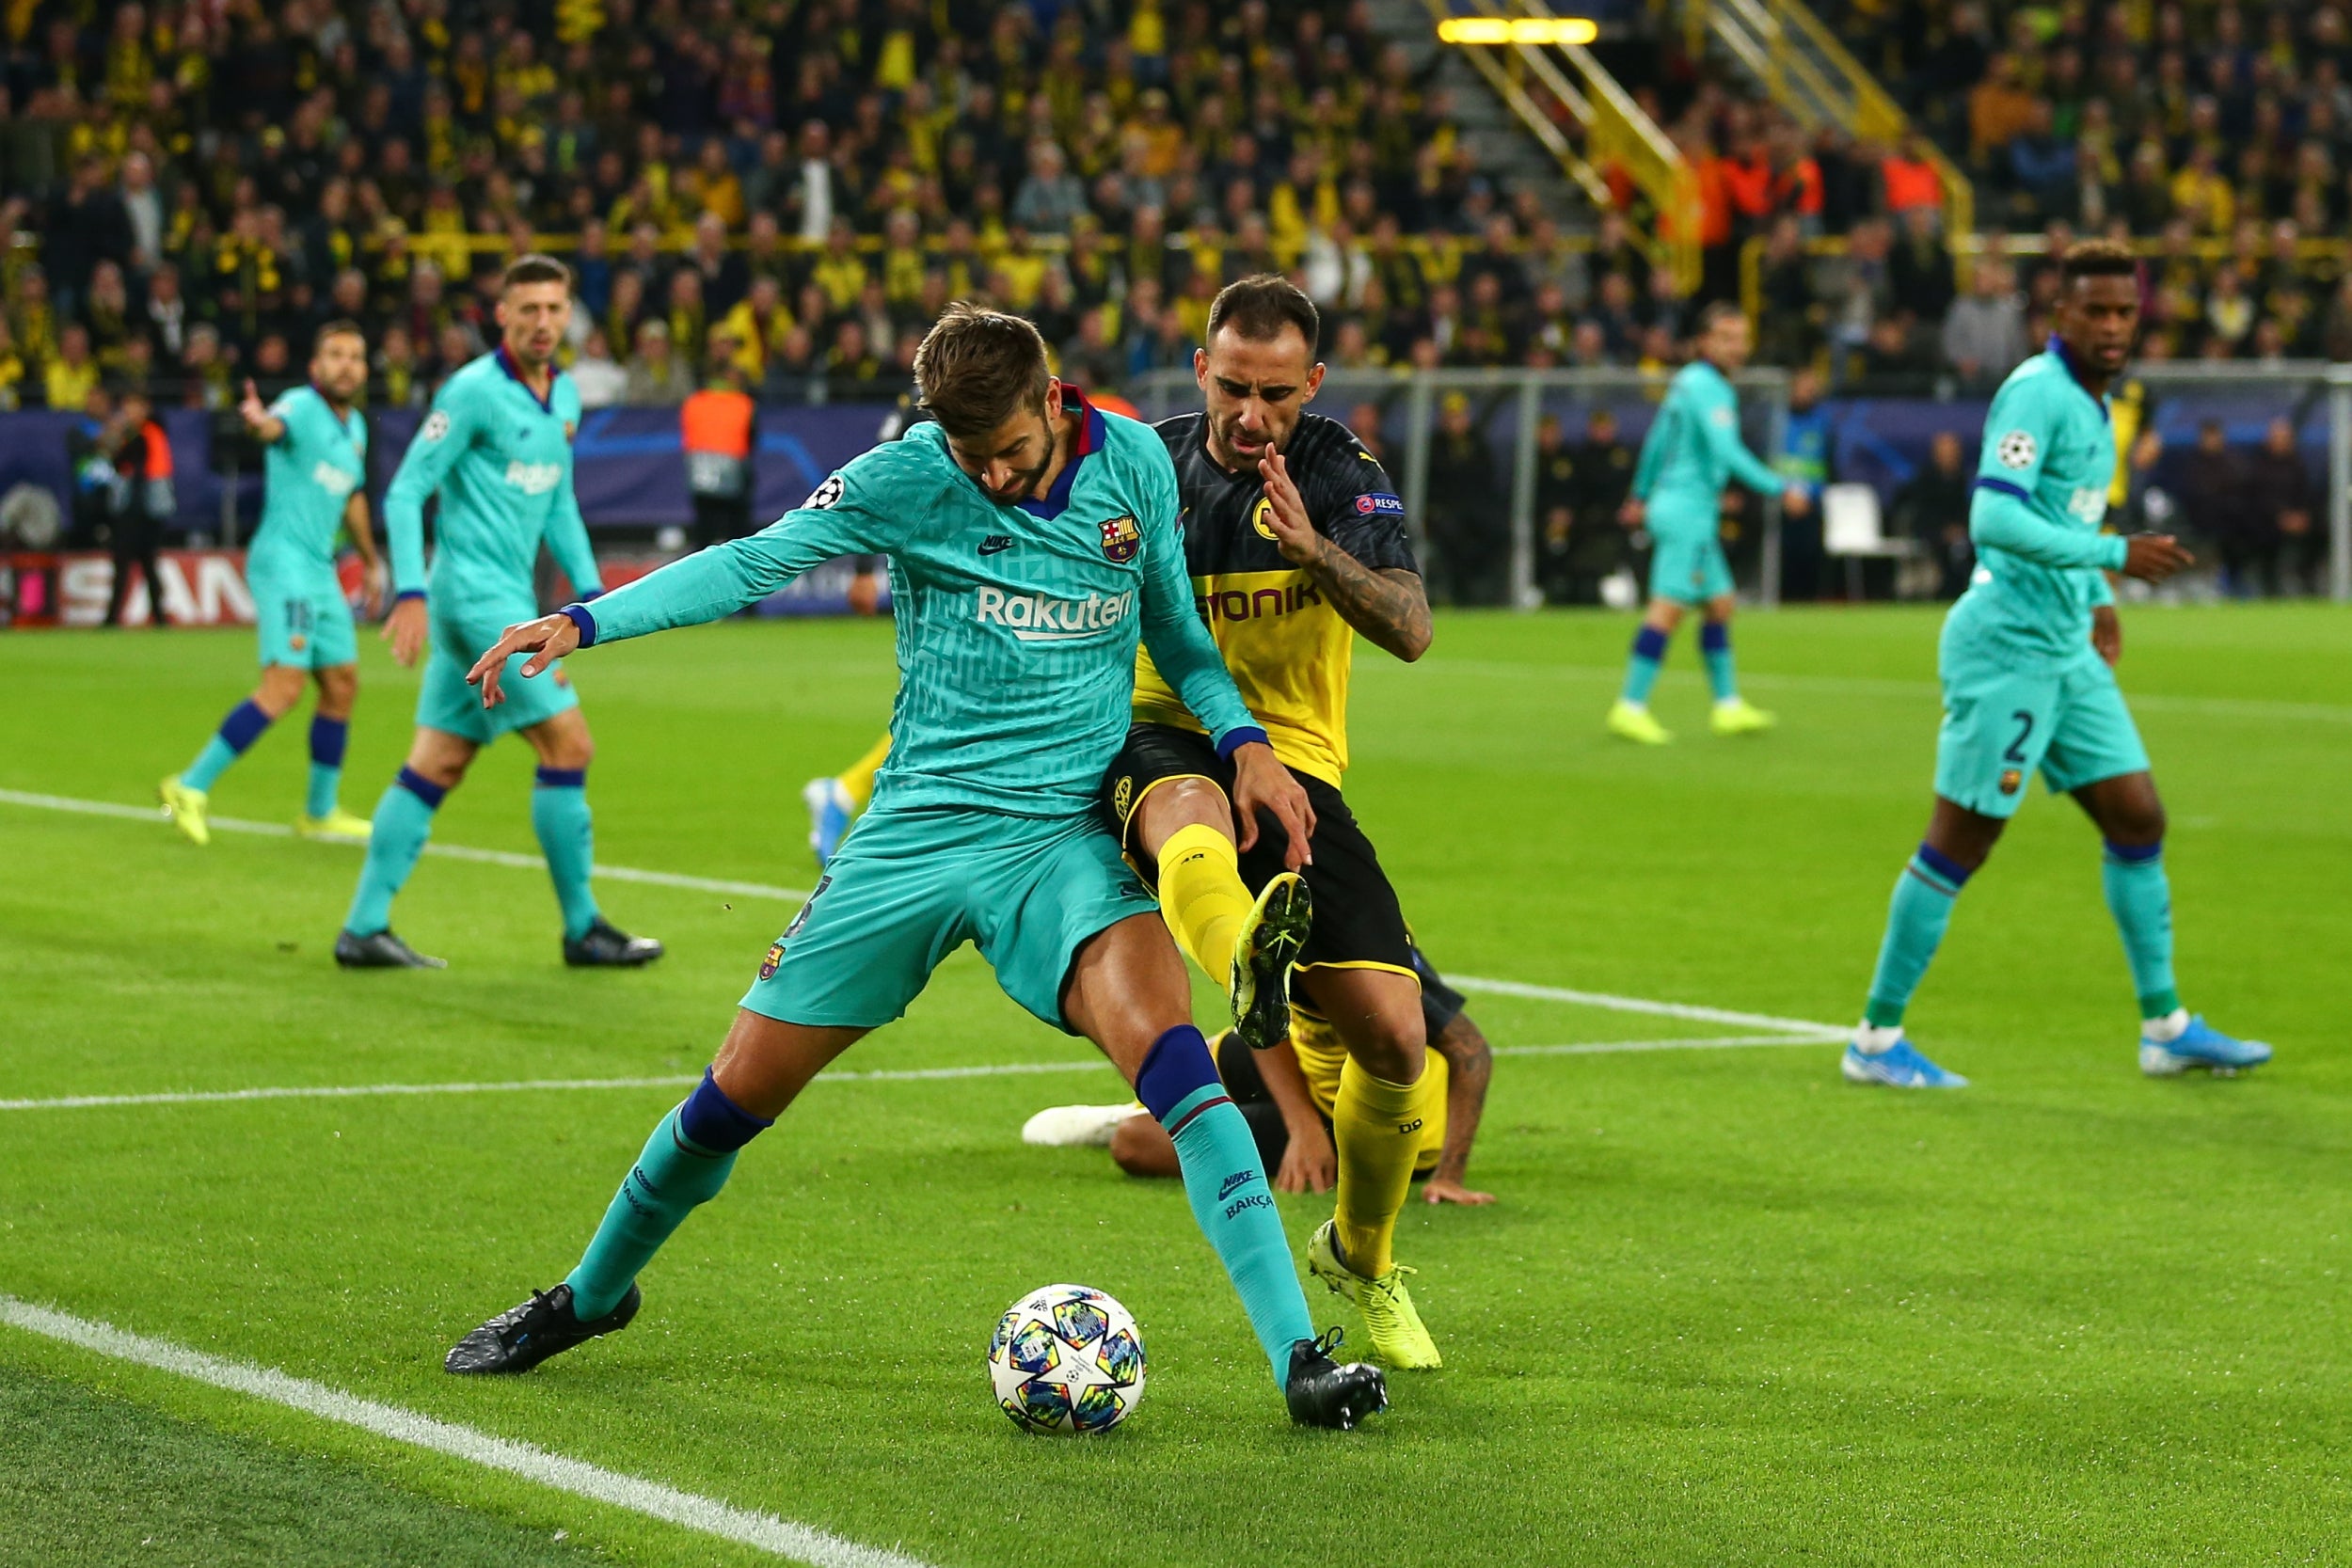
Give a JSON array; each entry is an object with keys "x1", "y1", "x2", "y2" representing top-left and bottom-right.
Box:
[
  {"x1": 1130, "y1": 363, "x2": 1793, "y2": 607},
  {"x1": 1130, "y1": 361, "x2": 2352, "y2": 609}
]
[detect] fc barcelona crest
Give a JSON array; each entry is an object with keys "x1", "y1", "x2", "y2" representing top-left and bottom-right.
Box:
[{"x1": 1098, "y1": 514, "x2": 1141, "y2": 562}]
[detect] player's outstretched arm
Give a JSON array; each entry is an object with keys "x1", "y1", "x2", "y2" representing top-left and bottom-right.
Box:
[
  {"x1": 577, "y1": 463, "x2": 901, "y2": 645},
  {"x1": 1255, "y1": 451, "x2": 1431, "y2": 662},
  {"x1": 1423, "y1": 1012, "x2": 1495, "y2": 1206},
  {"x1": 238, "y1": 379, "x2": 287, "y2": 444}
]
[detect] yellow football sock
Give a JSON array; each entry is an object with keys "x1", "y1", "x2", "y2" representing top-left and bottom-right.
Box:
[
  {"x1": 1332, "y1": 1053, "x2": 1436, "y2": 1278},
  {"x1": 1155, "y1": 823, "x2": 1251, "y2": 982},
  {"x1": 837, "y1": 733, "x2": 893, "y2": 814}
]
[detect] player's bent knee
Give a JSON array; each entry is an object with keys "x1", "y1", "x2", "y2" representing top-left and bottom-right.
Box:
[
  {"x1": 255, "y1": 666, "x2": 309, "y2": 714},
  {"x1": 1135, "y1": 775, "x2": 1231, "y2": 849}
]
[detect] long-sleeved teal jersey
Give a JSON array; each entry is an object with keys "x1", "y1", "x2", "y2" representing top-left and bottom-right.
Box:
[
  {"x1": 247, "y1": 385, "x2": 367, "y2": 578},
  {"x1": 1956, "y1": 340, "x2": 2127, "y2": 665},
  {"x1": 384, "y1": 348, "x2": 602, "y2": 610},
  {"x1": 574, "y1": 392, "x2": 1265, "y2": 817},
  {"x1": 1629, "y1": 360, "x2": 1785, "y2": 531}
]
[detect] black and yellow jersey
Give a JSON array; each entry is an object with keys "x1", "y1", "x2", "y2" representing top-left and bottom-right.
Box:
[{"x1": 1132, "y1": 411, "x2": 1418, "y2": 786}]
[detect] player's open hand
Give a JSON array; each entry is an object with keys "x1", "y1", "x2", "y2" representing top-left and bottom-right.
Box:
[
  {"x1": 1254, "y1": 451, "x2": 1322, "y2": 566},
  {"x1": 236, "y1": 378, "x2": 269, "y2": 433},
  {"x1": 2122, "y1": 533, "x2": 2193, "y2": 582},
  {"x1": 468, "y1": 612, "x2": 580, "y2": 706},
  {"x1": 1274, "y1": 1118, "x2": 1335, "y2": 1195},
  {"x1": 1422, "y1": 1175, "x2": 1496, "y2": 1206},
  {"x1": 381, "y1": 595, "x2": 428, "y2": 668},
  {"x1": 1229, "y1": 741, "x2": 1314, "y2": 870},
  {"x1": 1781, "y1": 484, "x2": 1811, "y2": 518},
  {"x1": 1618, "y1": 498, "x2": 1645, "y2": 528}
]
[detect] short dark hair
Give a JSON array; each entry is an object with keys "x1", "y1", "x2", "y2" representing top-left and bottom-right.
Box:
[
  {"x1": 1207, "y1": 275, "x2": 1320, "y2": 354},
  {"x1": 2060, "y1": 239, "x2": 2137, "y2": 285},
  {"x1": 313, "y1": 319, "x2": 365, "y2": 351},
  {"x1": 1695, "y1": 300, "x2": 1746, "y2": 335},
  {"x1": 501, "y1": 252, "x2": 574, "y2": 293},
  {"x1": 913, "y1": 303, "x2": 1053, "y2": 437}
]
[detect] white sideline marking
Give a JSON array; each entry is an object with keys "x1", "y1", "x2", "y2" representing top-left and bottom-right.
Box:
[
  {"x1": 0, "y1": 1059, "x2": 1116, "y2": 1112},
  {"x1": 0, "y1": 1033, "x2": 1848, "y2": 1115},
  {"x1": 0, "y1": 1295, "x2": 931, "y2": 1568},
  {"x1": 4, "y1": 788, "x2": 1851, "y2": 1037},
  {"x1": 0, "y1": 789, "x2": 812, "y2": 902},
  {"x1": 1494, "y1": 1032, "x2": 1843, "y2": 1057},
  {"x1": 1451, "y1": 974, "x2": 1841, "y2": 1037}
]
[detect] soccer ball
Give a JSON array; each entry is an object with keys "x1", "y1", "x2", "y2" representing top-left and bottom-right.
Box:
[{"x1": 987, "y1": 1283, "x2": 1146, "y2": 1434}]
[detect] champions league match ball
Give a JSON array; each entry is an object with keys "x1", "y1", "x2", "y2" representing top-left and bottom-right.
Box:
[{"x1": 987, "y1": 1284, "x2": 1146, "y2": 1434}]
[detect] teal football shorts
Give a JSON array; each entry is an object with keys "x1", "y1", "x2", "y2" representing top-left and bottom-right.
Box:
[
  {"x1": 415, "y1": 598, "x2": 581, "y2": 741},
  {"x1": 1933, "y1": 641, "x2": 2151, "y2": 818},
  {"x1": 1647, "y1": 527, "x2": 1736, "y2": 605},
  {"x1": 249, "y1": 563, "x2": 358, "y2": 669},
  {"x1": 743, "y1": 805, "x2": 1161, "y2": 1032}
]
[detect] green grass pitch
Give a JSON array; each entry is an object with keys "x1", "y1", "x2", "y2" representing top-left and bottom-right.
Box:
[{"x1": 2, "y1": 605, "x2": 2347, "y2": 1567}]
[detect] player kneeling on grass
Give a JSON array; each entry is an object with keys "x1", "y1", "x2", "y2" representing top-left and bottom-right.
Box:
[
  {"x1": 1028, "y1": 939, "x2": 1496, "y2": 1211},
  {"x1": 161, "y1": 325, "x2": 384, "y2": 846},
  {"x1": 334, "y1": 255, "x2": 659, "y2": 972},
  {"x1": 1846, "y1": 241, "x2": 2270, "y2": 1089},
  {"x1": 1608, "y1": 303, "x2": 1808, "y2": 746},
  {"x1": 442, "y1": 306, "x2": 1387, "y2": 1429}
]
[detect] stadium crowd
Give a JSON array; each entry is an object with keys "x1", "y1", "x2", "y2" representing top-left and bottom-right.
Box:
[{"x1": 6, "y1": 0, "x2": 2350, "y2": 421}]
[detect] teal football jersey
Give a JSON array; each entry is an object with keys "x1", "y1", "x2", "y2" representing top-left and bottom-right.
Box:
[
  {"x1": 248, "y1": 386, "x2": 367, "y2": 578},
  {"x1": 385, "y1": 348, "x2": 602, "y2": 611},
  {"x1": 580, "y1": 393, "x2": 1263, "y2": 816},
  {"x1": 1957, "y1": 341, "x2": 2130, "y2": 664},
  {"x1": 1629, "y1": 360, "x2": 1784, "y2": 531}
]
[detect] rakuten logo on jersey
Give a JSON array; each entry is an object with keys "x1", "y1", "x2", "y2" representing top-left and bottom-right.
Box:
[
  {"x1": 504, "y1": 460, "x2": 564, "y2": 495},
  {"x1": 975, "y1": 585, "x2": 1135, "y2": 641},
  {"x1": 2067, "y1": 486, "x2": 2106, "y2": 521},
  {"x1": 310, "y1": 461, "x2": 359, "y2": 497}
]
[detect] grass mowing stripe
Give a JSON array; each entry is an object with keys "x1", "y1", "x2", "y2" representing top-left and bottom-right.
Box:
[
  {"x1": 1404, "y1": 658, "x2": 2352, "y2": 722},
  {"x1": 0, "y1": 1294, "x2": 935, "y2": 1568},
  {"x1": 5, "y1": 786, "x2": 1844, "y2": 1037}
]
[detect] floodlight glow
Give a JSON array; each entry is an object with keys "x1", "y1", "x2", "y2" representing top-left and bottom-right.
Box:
[{"x1": 1436, "y1": 17, "x2": 1599, "y2": 45}]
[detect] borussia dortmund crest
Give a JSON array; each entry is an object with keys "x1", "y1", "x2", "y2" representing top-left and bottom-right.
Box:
[{"x1": 1098, "y1": 513, "x2": 1140, "y2": 562}]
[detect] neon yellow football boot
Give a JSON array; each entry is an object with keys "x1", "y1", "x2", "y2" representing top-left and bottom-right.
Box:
[
  {"x1": 1709, "y1": 696, "x2": 1777, "y2": 736},
  {"x1": 1607, "y1": 700, "x2": 1673, "y2": 745},
  {"x1": 1229, "y1": 872, "x2": 1311, "y2": 1053},
  {"x1": 158, "y1": 775, "x2": 210, "y2": 846},
  {"x1": 1307, "y1": 1219, "x2": 1441, "y2": 1370},
  {"x1": 296, "y1": 806, "x2": 374, "y2": 841}
]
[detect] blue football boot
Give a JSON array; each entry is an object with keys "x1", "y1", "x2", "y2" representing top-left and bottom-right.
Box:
[
  {"x1": 2139, "y1": 1014, "x2": 2272, "y2": 1077},
  {"x1": 1842, "y1": 1027, "x2": 1970, "y2": 1088}
]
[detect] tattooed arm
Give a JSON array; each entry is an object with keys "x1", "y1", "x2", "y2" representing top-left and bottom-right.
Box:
[{"x1": 1255, "y1": 450, "x2": 1434, "y2": 662}]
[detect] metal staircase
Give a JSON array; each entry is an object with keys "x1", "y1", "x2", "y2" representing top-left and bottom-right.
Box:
[{"x1": 1661, "y1": 0, "x2": 1974, "y2": 236}]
